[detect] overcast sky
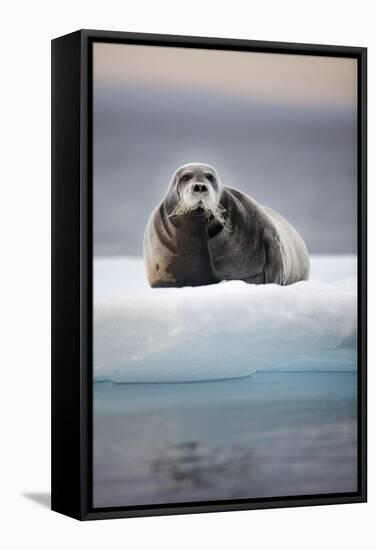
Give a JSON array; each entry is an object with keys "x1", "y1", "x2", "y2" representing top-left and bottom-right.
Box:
[{"x1": 93, "y1": 43, "x2": 357, "y2": 257}]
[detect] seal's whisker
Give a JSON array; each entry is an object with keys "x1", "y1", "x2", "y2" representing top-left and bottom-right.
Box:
[
  {"x1": 168, "y1": 195, "x2": 232, "y2": 231},
  {"x1": 168, "y1": 199, "x2": 191, "y2": 218},
  {"x1": 211, "y1": 202, "x2": 232, "y2": 232}
]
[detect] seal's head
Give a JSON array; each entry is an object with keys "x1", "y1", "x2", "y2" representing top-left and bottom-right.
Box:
[{"x1": 166, "y1": 163, "x2": 229, "y2": 229}]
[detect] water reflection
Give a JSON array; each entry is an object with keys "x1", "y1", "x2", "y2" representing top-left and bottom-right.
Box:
[
  {"x1": 93, "y1": 371, "x2": 357, "y2": 507},
  {"x1": 152, "y1": 441, "x2": 256, "y2": 490}
]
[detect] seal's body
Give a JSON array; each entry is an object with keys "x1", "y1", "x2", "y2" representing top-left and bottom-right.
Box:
[{"x1": 144, "y1": 163, "x2": 309, "y2": 288}]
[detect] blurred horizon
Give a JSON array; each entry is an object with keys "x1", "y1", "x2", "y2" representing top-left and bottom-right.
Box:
[
  {"x1": 93, "y1": 43, "x2": 357, "y2": 257},
  {"x1": 94, "y1": 43, "x2": 357, "y2": 108}
]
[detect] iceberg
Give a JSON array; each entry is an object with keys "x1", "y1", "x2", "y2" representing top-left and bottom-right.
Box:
[{"x1": 94, "y1": 255, "x2": 357, "y2": 383}]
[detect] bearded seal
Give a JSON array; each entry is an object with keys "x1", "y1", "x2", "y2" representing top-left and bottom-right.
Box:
[{"x1": 144, "y1": 163, "x2": 309, "y2": 287}]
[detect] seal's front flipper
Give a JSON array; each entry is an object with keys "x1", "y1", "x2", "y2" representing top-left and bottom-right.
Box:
[{"x1": 242, "y1": 273, "x2": 265, "y2": 284}]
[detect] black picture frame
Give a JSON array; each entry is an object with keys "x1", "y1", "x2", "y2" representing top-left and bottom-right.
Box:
[{"x1": 51, "y1": 29, "x2": 367, "y2": 520}]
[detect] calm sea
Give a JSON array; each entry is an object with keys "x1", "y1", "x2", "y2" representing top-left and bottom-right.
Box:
[{"x1": 93, "y1": 370, "x2": 357, "y2": 507}]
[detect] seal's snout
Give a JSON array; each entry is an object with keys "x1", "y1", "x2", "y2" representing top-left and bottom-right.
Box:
[
  {"x1": 166, "y1": 162, "x2": 228, "y2": 226},
  {"x1": 192, "y1": 183, "x2": 209, "y2": 195}
]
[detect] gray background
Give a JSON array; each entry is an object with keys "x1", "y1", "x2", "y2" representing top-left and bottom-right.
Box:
[{"x1": 93, "y1": 44, "x2": 357, "y2": 257}]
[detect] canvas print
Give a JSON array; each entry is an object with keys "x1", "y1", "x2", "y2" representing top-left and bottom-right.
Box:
[{"x1": 93, "y1": 42, "x2": 358, "y2": 507}]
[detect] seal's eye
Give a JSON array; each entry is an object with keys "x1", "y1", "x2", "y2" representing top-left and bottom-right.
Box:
[
  {"x1": 205, "y1": 173, "x2": 215, "y2": 183},
  {"x1": 180, "y1": 173, "x2": 192, "y2": 182}
]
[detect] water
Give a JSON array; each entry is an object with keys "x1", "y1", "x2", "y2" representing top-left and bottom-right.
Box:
[{"x1": 93, "y1": 370, "x2": 357, "y2": 507}]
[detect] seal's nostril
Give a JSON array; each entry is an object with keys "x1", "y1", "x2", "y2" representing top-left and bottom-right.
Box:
[{"x1": 193, "y1": 183, "x2": 208, "y2": 194}]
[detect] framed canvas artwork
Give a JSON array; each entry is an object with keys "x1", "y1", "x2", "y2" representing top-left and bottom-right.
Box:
[{"x1": 51, "y1": 29, "x2": 367, "y2": 520}]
